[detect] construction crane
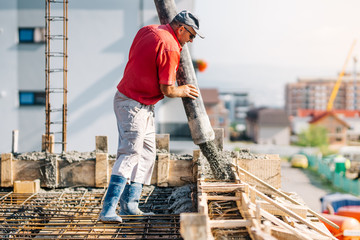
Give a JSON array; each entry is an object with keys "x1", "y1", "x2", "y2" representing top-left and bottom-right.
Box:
[{"x1": 327, "y1": 40, "x2": 356, "y2": 111}]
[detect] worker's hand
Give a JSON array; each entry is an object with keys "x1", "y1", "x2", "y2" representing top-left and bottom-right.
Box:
[
  {"x1": 179, "y1": 84, "x2": 199, "y2": 99},
  {"x1": 160, "y1": 84, "x2": 199, "y2": 99}
]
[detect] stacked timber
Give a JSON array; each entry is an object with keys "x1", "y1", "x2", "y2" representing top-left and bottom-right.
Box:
[{"x1": 180, "y1": 149, "x2": 337, "y2": 240}]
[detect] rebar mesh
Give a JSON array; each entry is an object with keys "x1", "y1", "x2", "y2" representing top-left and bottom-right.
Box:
[{"x1": 0, "y1": 189, "x2": 183, "y2": 239}]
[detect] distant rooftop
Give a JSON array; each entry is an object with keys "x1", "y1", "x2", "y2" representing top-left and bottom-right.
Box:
[
  {"x1": 200, "y1": 88, "x2": 219, "y2": 105},
  {"x1": 247, "y1": 108, "x2": 290, "y2": 126}
]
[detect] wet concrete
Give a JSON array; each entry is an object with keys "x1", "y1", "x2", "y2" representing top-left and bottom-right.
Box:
[
  {"x1": 199, "y1": 140, "x2": 234, "y2": 181},
  {"x1": 167, "y1": 184, "x2": 196, "y2": 214}
]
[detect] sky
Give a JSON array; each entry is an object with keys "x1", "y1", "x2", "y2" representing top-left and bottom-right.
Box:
[{"x1": 192, "y1": 0, "x2": 360, "y2": 107}]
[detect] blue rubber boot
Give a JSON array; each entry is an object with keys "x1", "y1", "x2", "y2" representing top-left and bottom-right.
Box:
[
  {"x1": 120, "y1": 182, "x2": 154, "y2": 215},
  {"x1": 99, "y1": 175, "x2": 127, "y2": 223}
]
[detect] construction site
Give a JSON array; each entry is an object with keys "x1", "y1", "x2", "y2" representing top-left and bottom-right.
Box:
[
  {"x1": 2, "y1": 0, "x2": 360, "y2": 239},
  {"x1": 0, "y1": 132, "x2": 341, "y2": 239}
]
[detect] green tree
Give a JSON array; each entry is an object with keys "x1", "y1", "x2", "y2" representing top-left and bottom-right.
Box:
[{"x1": 297, "y1": 124, "x2": 328, "y2": 147}]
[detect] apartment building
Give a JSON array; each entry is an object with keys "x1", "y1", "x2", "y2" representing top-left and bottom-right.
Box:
[
  {"x1": 219, "y1": 91, "x2": 253, "y2": 131},
  {"x1": 285, "y1": 75, "x2": 360, "y2": 116}
]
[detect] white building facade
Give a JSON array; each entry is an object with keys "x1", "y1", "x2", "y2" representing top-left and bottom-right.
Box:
[{"x1": 0, "y1": 0, "x2": 195, "y2": 153}]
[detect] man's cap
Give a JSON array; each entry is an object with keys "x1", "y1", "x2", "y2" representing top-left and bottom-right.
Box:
[{"x1": 174, "y1": 10, "x2": 204, "y2": 39}]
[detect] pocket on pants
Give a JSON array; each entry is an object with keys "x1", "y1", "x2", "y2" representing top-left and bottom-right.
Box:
[
  {"x1": 122, "y1": 125, "x2": 144, "y2": 153},
  {"x1": 118, "y1": 105, "x2": 142, "y2": 132}
]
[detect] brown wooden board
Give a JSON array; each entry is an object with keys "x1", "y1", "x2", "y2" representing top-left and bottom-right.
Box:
[
  {"x1": 237, "y1": 154, "x2": 281, "y2": 194},
  {"x1": 58, "y1": 159, "x2": 95, "y2": 187}
]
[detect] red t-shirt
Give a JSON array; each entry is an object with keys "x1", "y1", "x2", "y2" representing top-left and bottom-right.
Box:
[{"x1": 117, "y1": 24, "x2": 182, "y2": 105}]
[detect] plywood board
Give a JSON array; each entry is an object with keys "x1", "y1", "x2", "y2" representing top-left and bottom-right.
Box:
[{"x1": 237, "y1": 154, "x2": 281, "y2": 193}]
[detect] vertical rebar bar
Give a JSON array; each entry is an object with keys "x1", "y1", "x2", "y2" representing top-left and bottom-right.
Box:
[
  {"x1": 62, "y1": 0, "x2": 68, "y2": 152},
  {"x1": 45, "y1": 0, "x2": 51, "y2": 152},
  {"x1": 45, "y1": 0, "x2": 68, "y2": 152}
]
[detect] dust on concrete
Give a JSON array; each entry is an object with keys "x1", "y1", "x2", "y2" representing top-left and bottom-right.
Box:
[
  {"x1": 156, "y1": 149, "x2": 193, "y2": 161},
  {"x1": 15, "y1": 151, "x2": 97, "y2": 163},
  {"x1": 14, "y1": 151, "x2": 99, "y2": 188},
  {"x1": 42, "y1": 155, "x2": 57, "y2": 188},
  {"x1": 236, "y1": 148, "x2": 270, "y2": 160},
  {"x1": 199, "y1": 140, "x2": 235, "y2": 181}
]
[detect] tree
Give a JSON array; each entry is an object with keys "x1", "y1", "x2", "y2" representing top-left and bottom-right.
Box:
[{"x1": 297, "y1": 124, "x2": 328, "y2": 147}]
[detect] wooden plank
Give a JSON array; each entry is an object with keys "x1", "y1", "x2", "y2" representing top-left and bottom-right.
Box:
[
  {"x1": 14, "y1": 179, "x2": 40, "y2": 193},
  {"x1": 271, "y1": 226, "x2": 311, "y2": 240},
  {"x1": 249, "y1": 203, "x2": 312, "y2": 240},
  {"x1": 157, "y1": 153, "x2": 170, "y2": 187},
  {"x1": 156, "y1": 134, "x2": 170, "y2": 152},
  {"x1": 209, "y1": 219, "x2": 251, "y2": 228},
  {"x1": 167, "y1": 158, "x2": 193, "y2": 186},
  {"x1": 58, "y1": 159, "x2": 95, "y2": 187},
  {"x1": 198, "y1": 192, "x2": 208, "y2": 215},
  {"x1": 192, "y1": 149, "x2": 200, "y2": 182},
  {"x1": 95, "y1": 136, "x2": 108, "y2": 152},
  {"x1": 251, "y1": 227, "x2": 278, "y2": 240},
  {"x1": 258, "y1": 200, "x2": 308, "y2": 218},
  {"x1": 232, "y1": 170, "x2": 277, "y2": 240},
  {"x1": 10, "y1": 156, "x2": 192, "y2": 188},
  {"x1": 180, "y1": 213, "x2": 213, "y2": 240},
  {"x1": 233, "y1": 162, "x2": 339, "y2": 230},
  {"x1": 239, "y1": 190, "x2": 265, "y2": 240},
  {"x1": 1, "y1": 153, "x2": 13, "y2": 187},
  {"x1": 233, "y1": 171, "x2": 263, "y2": 240},
  {"x1": 271, "y1": 226, "x2": 330, "y2": 240},
  {"x1": 200, "y1": 185, "x2": 244, "y2": 193},
  {"x1": 237, "y1": 154, "x2": 281, "y2": 193},
  {"x1": 200, "y1": 182, "x2": 242, "y2": 186},
  {"x1": 13, "y1": 159, "x2": 43, "y2": 184},
  {"x1": 42, "y1": 134, "x2": 54, "y2": 153},
  {"x1": 252, "y1": 186, "x2": 336, "y2": 239},
  {"x1": 206, "y1": 195, "x2": 241, "y2": 201},
  {"x1": 95, "y1": 153, "x2": 108, "y2": 187}
]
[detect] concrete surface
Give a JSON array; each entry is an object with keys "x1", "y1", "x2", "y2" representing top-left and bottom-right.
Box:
[{"x1": 281, "y1": 161, "x2": 331, "y2": 212}]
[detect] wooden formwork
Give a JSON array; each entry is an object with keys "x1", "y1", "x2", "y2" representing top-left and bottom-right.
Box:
[
  {"x1": 1, "y1": 131, "x2": 339, "y2": 239},
  {"x1": 182, "y1": 149, "x2": 338, "y2": 240},
  {"x1": 0, "y1": 134, "x2": 194, "y2": 189}
]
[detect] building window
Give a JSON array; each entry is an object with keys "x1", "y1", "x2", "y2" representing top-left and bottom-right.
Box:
[
  {"x1": 18, "y1": 27, "x2": 45, "y2": 43},
  {"x1": 218, "y1": 116, "x2": 224, "y2": 124},
  {"x1": 19, "y1": 91, "x2": 46, "y2": 106},
  {"x1": 336, "y1": 126, "x2": 342, "y2": 133}
]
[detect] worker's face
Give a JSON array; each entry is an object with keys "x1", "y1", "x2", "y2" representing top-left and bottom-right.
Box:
[{"x1": 177, "y1": 25, "x2": 196, "y2": 46}]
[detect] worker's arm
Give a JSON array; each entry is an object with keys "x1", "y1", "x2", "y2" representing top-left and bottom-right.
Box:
[{"x1": 160, "y1": 84, "x2": 199, "y2": 99}]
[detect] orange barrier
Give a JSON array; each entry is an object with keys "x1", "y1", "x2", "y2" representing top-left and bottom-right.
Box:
[
  {"x1": 337, "y1": 206, "x2": 360, "y2": 222},
  {"x1": 321, "y1": 214, "x2": 360, "y2": 240}
]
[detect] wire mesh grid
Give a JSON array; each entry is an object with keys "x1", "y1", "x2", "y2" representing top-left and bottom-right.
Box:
[{"x1": 0, "y1": 189, "x2": 183, "y2": 239}]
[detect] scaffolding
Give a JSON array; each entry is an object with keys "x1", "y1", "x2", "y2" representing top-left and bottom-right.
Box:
[{"x1": 45, "y1": 0, "x2": 69, "y2": 153}]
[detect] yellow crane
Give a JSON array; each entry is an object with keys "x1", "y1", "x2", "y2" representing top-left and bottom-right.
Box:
[{"x1": 327, "y1": 40, "x2": 357, "y2": 111}]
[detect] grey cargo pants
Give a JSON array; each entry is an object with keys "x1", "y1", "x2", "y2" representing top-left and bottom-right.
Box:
[{"x1": 111, "y1": 91, "x2": 156, "y2": 185}]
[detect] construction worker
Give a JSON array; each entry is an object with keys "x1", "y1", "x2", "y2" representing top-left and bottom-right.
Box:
[{"x1": 99, "y1": 10, "x2": 204, "y2": 223}]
